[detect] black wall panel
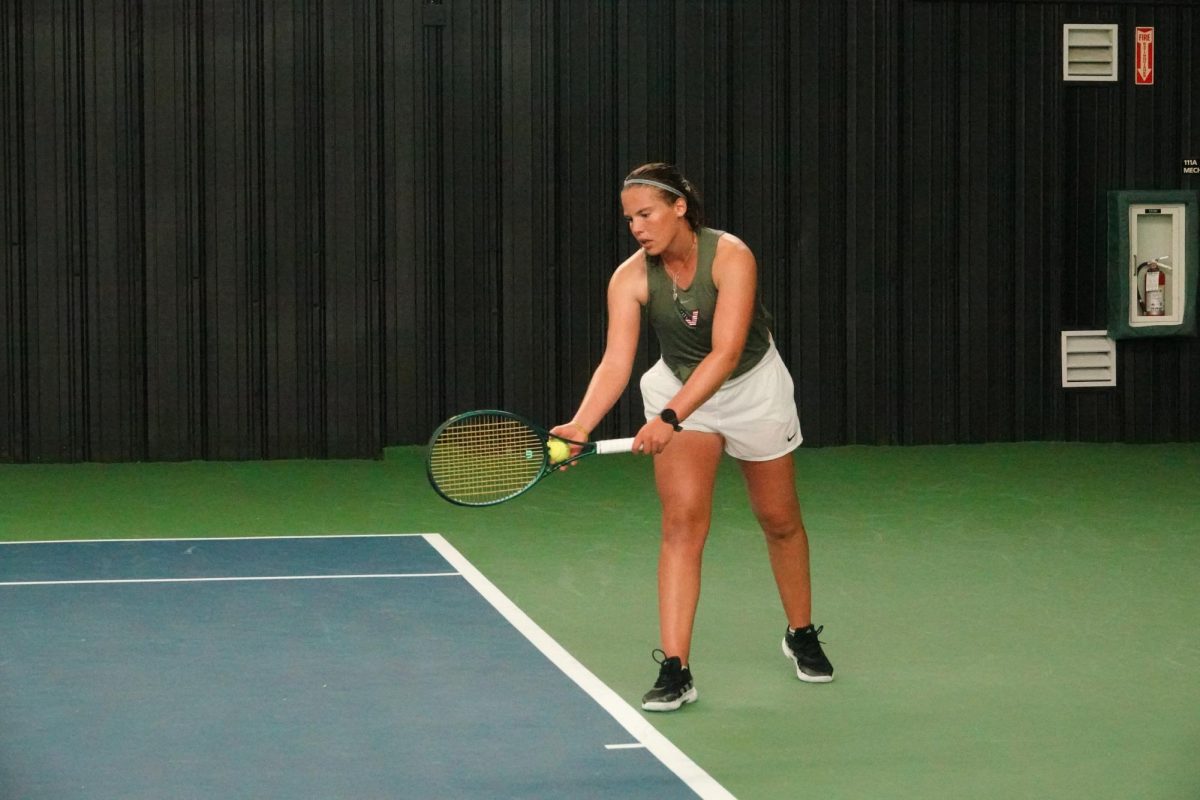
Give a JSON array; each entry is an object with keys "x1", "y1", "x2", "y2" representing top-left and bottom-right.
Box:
[
  {"x1": 3, "y1": 0, "x2": 382, "y2": 461},
  {"x1": 1, "y1": 0, "x2": 1198, "y2": 462}
]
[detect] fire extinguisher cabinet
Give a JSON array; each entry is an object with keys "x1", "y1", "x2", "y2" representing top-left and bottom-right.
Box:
[{"x1": 1107, "y1": 190, "x2": 1200, "y2": 339}]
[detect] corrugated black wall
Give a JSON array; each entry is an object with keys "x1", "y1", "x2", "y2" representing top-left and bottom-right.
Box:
[{"x1": 2, "y1": 0, "x2": 1198, "y2": 462}]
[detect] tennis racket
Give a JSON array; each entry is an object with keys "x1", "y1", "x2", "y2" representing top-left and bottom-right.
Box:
[{"x1": 426, "y1": 410, "x2": 635, "y2": 507}]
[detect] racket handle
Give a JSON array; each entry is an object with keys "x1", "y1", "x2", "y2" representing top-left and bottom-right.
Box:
[{"x1": 594, "y1": 437, "x2": 636, "y2": 455}]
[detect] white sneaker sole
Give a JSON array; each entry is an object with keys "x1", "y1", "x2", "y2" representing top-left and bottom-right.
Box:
[
  {"x1": 641, "y1": 686, "x2": 698, "y2": 712},
  {"x1": 781, "y1": 637, "x2": 834, "y2": 683}
]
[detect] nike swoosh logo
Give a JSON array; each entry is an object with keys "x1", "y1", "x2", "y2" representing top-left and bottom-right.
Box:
[{"x1": 786, "y1": 431, "x2": 797, "y2": 442}]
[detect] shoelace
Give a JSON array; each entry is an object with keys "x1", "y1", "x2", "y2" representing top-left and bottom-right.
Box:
[
  {"x1": 650, "y1": 648, "x2": 684, "y2": 688},
  {"x1": 792, "y1": 625, "x2": 827, "y2": 656}
]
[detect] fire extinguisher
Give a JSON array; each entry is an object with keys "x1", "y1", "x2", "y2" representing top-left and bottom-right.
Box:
[{"x1": 1136, "y1": 256, "x2": 1171, "y2": 316}]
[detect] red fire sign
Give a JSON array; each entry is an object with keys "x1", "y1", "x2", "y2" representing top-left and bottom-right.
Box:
[{"x1": 1135, "y1": 27, "x2": 1154, "y2": 85}]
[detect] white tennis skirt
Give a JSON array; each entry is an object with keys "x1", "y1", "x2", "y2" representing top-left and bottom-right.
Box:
[{"x1": 639, "y1": 341, "x2": 802, "y2": 461}]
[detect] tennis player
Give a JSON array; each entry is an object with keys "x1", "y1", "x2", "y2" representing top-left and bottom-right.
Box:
[{"x1": 551, "y1": 162, "x2": 834, "y2": 712}]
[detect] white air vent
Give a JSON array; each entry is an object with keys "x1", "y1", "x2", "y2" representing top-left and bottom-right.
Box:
[
  {"x1": 1063, "y1": 24, "x2": 1118, "y2": 82},
  {"x1": 1061, "y1": 331, "x2": 1117, "y2": 387}
]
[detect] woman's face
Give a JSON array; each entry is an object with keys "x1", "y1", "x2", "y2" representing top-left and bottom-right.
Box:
[{"x1": 621, "y1": 186, "x2": 686, "y2": 256}]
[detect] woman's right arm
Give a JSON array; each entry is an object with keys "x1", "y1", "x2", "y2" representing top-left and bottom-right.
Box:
[{"x1": 553, "y1": 254, "x2": 646, "y2": 440}]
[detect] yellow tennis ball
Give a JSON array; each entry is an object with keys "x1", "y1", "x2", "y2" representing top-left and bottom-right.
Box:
[{"x1": 547, "y1": 439, "x2": 571, "y2": 464}]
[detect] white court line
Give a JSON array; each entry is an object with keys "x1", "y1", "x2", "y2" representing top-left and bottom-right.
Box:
[
  {"x1": 424, "y1": 533, "x2": 736, "y2": 800},
  {"x1": 0, "y1": 533, "x2": 428, "y2": 546},
  {"x1": 0, "y1": 572, "x2": 459, "y2": 588},
  {"x1": 0, "y1": 535, "x2": 449, "y2": 588}
]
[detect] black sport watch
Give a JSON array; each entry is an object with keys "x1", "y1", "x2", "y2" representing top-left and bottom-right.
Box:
[{"x1": 660, "y1": 408, "x2": 683, "y2": 432}]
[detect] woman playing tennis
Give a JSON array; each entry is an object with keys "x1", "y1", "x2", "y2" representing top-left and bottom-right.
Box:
[{"x1": 552, "y1": 163, "x2": 834, "y2": 711}]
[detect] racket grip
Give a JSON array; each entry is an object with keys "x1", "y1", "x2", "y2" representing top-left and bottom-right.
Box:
[{"x1": 594, "y1": 437, "x2": 636, "y2": 455}]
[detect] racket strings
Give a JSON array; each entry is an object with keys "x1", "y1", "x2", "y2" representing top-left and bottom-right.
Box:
[{"x1": 428, "y1": 416, "x2": 545, "y2": 504}]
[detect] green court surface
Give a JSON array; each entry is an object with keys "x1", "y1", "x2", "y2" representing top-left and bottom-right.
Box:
[{"x1": 2, "y1": 443, "x2": 1198, "y2": 799}]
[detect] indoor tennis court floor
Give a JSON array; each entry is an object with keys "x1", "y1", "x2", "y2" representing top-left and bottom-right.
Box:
[{"x1": 0, "y1": 534, "x2": 730, "y2": 799}]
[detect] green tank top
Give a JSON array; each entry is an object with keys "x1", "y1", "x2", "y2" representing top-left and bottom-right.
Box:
[{"x1": 645, "y1": 227, "x2": 773, "y2": 383}]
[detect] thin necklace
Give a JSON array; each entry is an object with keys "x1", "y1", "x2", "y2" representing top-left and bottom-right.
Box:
[{"x1": 666, "y1": 233, "x2": 697, "y2": 301}]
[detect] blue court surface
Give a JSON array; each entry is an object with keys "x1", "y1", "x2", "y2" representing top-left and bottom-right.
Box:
[{"x1": 0, "y1": 535, "x2": 733, "y2": 800}]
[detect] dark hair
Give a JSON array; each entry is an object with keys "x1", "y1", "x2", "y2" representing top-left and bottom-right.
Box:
[{"x1": 623, "y1": 163, "x2": 704, "y2": 230}]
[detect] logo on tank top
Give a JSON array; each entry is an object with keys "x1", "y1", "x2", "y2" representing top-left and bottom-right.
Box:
[{"x1": 675, "y1": 297, "x2": 701, "y2": 327}]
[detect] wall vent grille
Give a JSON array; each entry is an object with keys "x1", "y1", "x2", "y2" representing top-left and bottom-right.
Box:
[
  {"x1": 1061, "y1": 331, "x2": 1117, "y2": 388},
  {"x1": 1063, "y1": 24, "x2": 1118, "y2": 82}
]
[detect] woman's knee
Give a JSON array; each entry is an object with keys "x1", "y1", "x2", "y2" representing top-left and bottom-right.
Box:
[
  {"x1": 755, "y1": 507, "x2": 805, "y2": 543},
  {"x1": 659, "y1": 509, "x2": 710, "y2": 550}
]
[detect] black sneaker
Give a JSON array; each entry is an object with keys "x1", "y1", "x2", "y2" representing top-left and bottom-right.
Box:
[
  {"x1": 782, "y1": 624, "x2": 834, "y2": 683},
  {"x1": 640, "y1": 649, "x2": 698, "y2": 711}
]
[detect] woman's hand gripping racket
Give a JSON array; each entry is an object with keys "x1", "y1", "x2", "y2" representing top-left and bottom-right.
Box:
[{"x1": 426, "y1": 410, "x2": 635, "y2": 507}]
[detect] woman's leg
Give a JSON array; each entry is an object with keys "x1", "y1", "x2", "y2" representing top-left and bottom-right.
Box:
[
  {"x1": 652, "y1": 430, "x2": 725, "y2": 666},
  {"x1": 737, "y1": 453, "x2": 812, "y2": 629}
]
